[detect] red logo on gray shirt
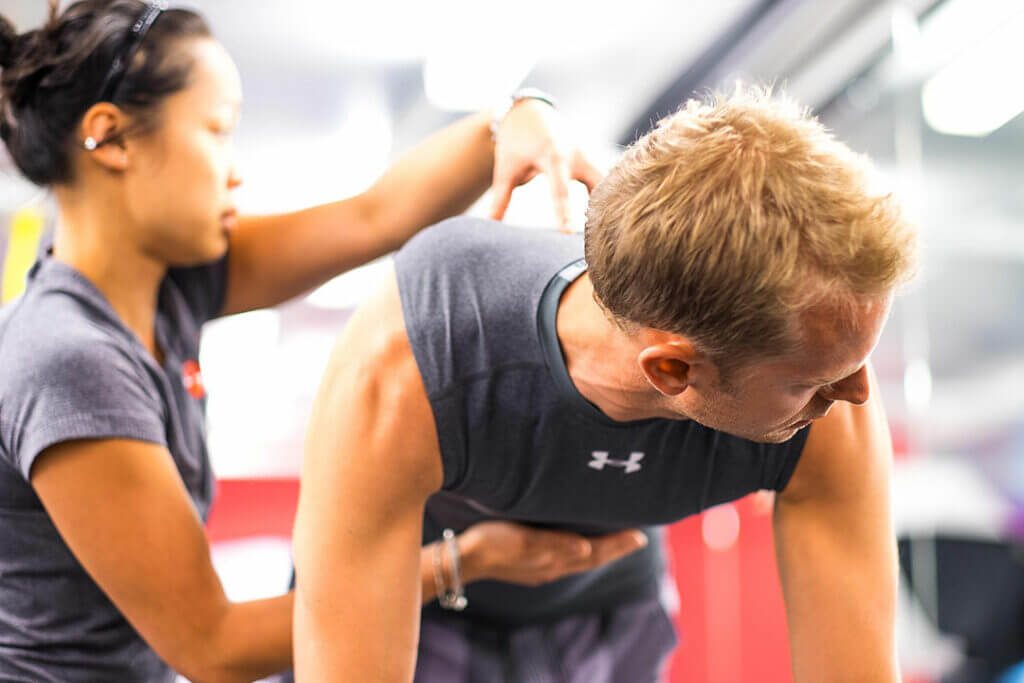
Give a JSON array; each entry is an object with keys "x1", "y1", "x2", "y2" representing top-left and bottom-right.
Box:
[{"x1": 182, "y1": 360, "x2": 206, "y2": 400}]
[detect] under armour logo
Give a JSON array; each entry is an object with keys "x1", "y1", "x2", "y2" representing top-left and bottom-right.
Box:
[{"x1": 588, "y1": 451, "x2": 644, "y2": 474}]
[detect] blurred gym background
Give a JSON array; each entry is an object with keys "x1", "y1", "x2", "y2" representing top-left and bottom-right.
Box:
[{"x1": 2, "y1": 0, "x2": 1023, "y2": 680}]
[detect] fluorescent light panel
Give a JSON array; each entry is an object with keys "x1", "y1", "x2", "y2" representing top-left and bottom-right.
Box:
[{"x1": 920, "y1": 1, "x2": 1024, "y2": 136}]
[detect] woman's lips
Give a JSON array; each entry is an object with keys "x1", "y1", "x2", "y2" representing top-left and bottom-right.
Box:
[{"x1": 220, "y1": 209, "x2": 238, "y2": 230}]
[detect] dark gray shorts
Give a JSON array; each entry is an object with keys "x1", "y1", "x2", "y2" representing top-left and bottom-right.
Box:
[
  {"x1": 414, "y1": 598, "x2": 677, "y2": 683},
  {"x1": 271, "y1": 596, "x2": 676, "y2": 683}
]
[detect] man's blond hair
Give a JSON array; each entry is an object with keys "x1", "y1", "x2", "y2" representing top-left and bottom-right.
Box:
[{"x1": 585, "y1": 86, "x2": 917, "y2": 367}]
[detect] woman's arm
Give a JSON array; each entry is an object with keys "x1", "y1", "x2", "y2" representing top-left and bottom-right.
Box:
[
  {"x1": 421, "y1": 522, "x2": 649, "y2": 603},
  {"x1": 29, "y1": 438, "x2": 646, "y2": 680},
  {"x1": 220, "y1": 101, "x2": 601, "y2": 316},
  {"x1": 31, "y1": 438, "x2": 292, "y2": 683}
]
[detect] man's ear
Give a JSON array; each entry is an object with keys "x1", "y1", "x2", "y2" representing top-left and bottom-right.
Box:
[
  {"x1": 638, "y1": 340, "x2": 705, "y2": 397},
  {"x1": 78, "y1": 103, "x2": 130, "y2": 172}
]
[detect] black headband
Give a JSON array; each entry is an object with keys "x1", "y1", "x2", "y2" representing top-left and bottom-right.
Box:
[{"x1": 94, "y1": 1, "x2": 167, "y2": 104}]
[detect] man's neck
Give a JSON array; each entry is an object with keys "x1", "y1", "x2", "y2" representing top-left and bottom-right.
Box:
[
  {"x1": 555, "y1": 274, "x2": 676, "y2": 422},
  {"x1": 52, "y1": 187, "x2": 166, "y2": 358}
]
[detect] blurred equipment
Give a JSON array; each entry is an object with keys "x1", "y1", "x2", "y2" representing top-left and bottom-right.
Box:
[
  {"x1": 900, "y1": 536, "x2": 1024, "y2": 683},
  {"x1": 1, "y1": 207, "x2": 44, "y2": 303}
]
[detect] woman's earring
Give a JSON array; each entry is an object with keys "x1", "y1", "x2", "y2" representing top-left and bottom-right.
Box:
[{"x1": 83, "y1": 137, "x2": 98, "y2": 151}]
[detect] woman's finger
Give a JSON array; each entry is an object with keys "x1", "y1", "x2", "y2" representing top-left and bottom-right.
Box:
[
  {"x1": 572, "y1": 152, "x2": 604, "y2": 193},
  {"x1": 488, "y1": 177, "x2": 515, "y2": 221},
  {"x1": 583, "y1": 529, "x2": 648, "y2": 568},
  {"x1": 543, "y1": 155, "x2": 573, "y2": 230}
]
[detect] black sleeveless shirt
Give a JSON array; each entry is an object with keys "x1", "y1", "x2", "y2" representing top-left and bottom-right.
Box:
[{"x1": 394, "y1": 218, "x2": 807, "y2": 625}]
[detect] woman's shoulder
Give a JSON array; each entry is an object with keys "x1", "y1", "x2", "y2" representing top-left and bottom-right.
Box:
[
  {"x1": 0, "y1": 289, "x2": 143, "y2": 391},
  {"x1": 0, "y1": 293, "x2": 166, "y2": 479}
]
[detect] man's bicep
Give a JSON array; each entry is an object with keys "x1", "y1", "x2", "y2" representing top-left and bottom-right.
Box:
[
  {"x1": 774, "y1": 392, "x2": 899, "y2": 682},
  {"x1": 292, "y1": 439, "x2": 426, "y2": 680},
  {"x1": 292, "y1": 292, "x2": 441, "y2": 680}
]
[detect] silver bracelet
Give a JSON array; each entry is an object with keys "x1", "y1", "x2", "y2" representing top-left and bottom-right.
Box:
[
  {"x1": 489, "y1": 87, "x2": 558, "y2": 139},
  {"x1": 438, "y1": 528, "x2": 468, "y2": 611},
  {"x1": 431, "y1": 540, "x2": 448, "y2": 606}
]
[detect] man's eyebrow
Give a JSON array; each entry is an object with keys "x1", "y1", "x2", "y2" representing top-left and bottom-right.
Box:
[{"x1": 810, "y1": 365, "x2": 863, "y2": 385}]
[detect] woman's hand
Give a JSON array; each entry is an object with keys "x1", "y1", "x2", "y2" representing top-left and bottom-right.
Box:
[
  {"x1": 457, "y1": 520, "x2": 648, "y2": 587},
  {"x1": 489, "y1": 99, "x2": 604, "y2": 232}
]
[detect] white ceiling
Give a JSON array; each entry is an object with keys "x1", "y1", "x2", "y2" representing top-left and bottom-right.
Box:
[{"x1": 0, "y1": 0, "x2": 758, "y2": 205}]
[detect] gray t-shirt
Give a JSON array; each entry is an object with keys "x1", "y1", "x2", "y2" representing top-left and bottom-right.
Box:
[{"x1": 0, "y1": 254, "x2": 227, "y2": 682}]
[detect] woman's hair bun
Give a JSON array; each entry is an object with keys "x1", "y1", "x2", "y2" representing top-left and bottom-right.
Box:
[
  {"x1": 1, "y1": 1, "x2": 211, "y2": 186},
  {"x1": 0, "y1": 16, "x2": 17, "y2": 70}
]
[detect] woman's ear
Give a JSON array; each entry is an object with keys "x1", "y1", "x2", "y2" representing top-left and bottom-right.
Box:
[{"x1": 78, "y1": 102, "x2": 130, "y2": 172}]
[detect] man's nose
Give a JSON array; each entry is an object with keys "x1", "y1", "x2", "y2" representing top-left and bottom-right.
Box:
[{"x1": 820, "y1": 365, "x2": 870, "y2": 406}]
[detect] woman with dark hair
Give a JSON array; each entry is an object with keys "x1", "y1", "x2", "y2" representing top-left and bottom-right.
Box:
[{"x1": 0, "y1": 1, "x2": 619, "y2": 680}]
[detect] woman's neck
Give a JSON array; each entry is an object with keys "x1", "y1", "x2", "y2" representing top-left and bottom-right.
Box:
[{"x1": 52, "y1": 188, "x2": 167, "y2": 358}]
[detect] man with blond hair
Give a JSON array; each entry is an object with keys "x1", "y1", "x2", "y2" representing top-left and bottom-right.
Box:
[{"x1": 293, "y1": 88, "x2": 917, "y2": 682}]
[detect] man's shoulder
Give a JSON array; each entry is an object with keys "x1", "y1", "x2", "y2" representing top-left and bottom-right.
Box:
[
  {"x1": 401, "y1": 215, "x2": 523, "y2": 247},
  {"x1": 313, "y1": 263, "x2": 442, "y2": 492},
  {"x1": 343, "y1": 261, "x2": 412, "y2": 356},
  {"x1": 329, "y1": 262, "x2": 429, "y2": 422},
  {"x1": 398, "y1": 218, "x2": 581, "y2": 270},
  {"x1": 395, "y1": 221, "x2": 580, "y2": 376}
]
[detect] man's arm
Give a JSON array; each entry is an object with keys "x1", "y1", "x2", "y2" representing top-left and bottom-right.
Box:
[
  {"x1": 774, "y1": 367, "x2": 899, "y2": 681},
  {"x1": 292, "y1": 268, "x2": 441, "y2": 680},
  {"x1": 292, "y1": 264, "x2": 650, "y2": 676}
]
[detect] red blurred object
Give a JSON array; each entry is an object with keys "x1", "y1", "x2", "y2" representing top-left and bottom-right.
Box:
[
  {"x1": 666, "y1": 494, "x2": 792, "y2": 683},
  {"x1": 207, "y1": 482, "x2": 916, "y2": 683},
  {"x1": 890, "y1": 422, "x2": 909, "y2": 460},
  {"x1": 205, "y1": 480, "x2": 788, "y2": 682},
  {"x1": 205, "y1": 477, "x2": 299, "y2": 543}
]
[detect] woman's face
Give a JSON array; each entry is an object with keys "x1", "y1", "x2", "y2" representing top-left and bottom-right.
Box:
[{"x1": 123, "y1": 37, "x2": 243, "y2": 266}]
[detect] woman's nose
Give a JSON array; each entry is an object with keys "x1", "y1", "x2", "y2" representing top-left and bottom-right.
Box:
[{"x1": 227, "y1": 164, "x2": 243, "y2": 190}]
